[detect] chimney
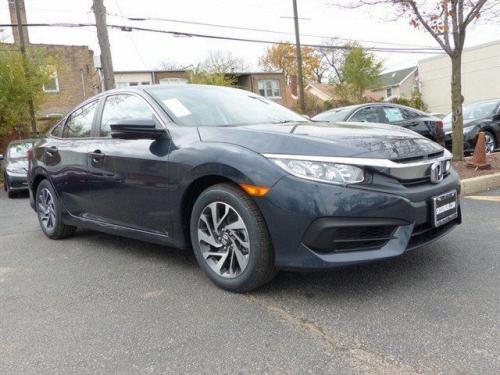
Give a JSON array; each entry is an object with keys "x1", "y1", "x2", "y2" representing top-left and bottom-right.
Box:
[{"x1": 8, "y1": 0, "x2": 30, "y2": 45}]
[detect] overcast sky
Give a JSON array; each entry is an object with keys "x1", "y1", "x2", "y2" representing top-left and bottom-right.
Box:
[{"x1": 1, "y1": 0, "x2": 499, "y2": 73}]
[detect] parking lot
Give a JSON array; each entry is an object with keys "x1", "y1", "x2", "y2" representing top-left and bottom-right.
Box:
[{"x1": 0, "y1": 189, "x2": 499, "y2": 374}]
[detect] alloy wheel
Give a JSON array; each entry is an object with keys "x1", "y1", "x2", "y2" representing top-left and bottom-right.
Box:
[
  {"x1": 484, "y1": 133, "x2": 496, "y2": 154},
  {"x1": 197, "y1": 201, "x2": 250, "y2": 278},
  {"x1": 38, "y1": 187, "x2": 56, "y2": 232}
]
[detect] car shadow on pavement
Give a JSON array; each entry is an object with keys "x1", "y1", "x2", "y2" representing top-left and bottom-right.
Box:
[{"x1": 72, "y1": 228, "x2": 457, "y2": 299}]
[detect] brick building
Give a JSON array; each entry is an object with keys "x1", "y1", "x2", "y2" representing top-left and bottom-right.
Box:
[{"x1": 6, "y1": 0, "x2": 98, "y2": 125}]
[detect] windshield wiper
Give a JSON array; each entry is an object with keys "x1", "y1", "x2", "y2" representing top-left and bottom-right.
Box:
[{"x1": 271, "y1": 120, "x2": 308, "y2": 124}]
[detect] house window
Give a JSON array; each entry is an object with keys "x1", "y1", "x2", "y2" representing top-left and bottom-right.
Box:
[
  {"x1": 385, "y1": 87, "x2": 392, "y2": 98},
  {"x1": 159, "y1": 78, "x2": 188, "y2": 85},
  {"x1": 43, "y1": 67, "x2": 59, "y2": 93},
  {"x1": 258, "y1": 80, "x2": 281, "y2": 98}
]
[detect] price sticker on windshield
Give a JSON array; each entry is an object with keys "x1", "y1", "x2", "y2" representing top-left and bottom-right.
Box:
[{"x1": 163, "y1": 98, "x2": 192, "y2": 118}]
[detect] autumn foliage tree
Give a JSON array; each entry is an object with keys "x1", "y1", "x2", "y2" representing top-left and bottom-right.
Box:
[
  {"x1": 338, "y1": 0, "x2": 500, "y2": 160},
  {"x1": 259, "y1": 43, "x2": 321, "y2": 84}
]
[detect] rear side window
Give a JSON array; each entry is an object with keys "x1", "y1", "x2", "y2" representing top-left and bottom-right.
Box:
[
  {"x1": 350, "y1": 107, "x2": 381, "y2": 123},
  {"x1": 100, "y1": 95, "x2": 155, "y2": 137},
  {"x1": 382, "y1": 107, "x2": 405, "y2": 123},
  {"x1": 63, "y1": 101, "x2": 98, "y2": 138}
]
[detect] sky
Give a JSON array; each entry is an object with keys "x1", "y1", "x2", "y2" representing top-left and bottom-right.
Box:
[{"x1": 1, "y1": 0, "x2": 499, "y2": 73}]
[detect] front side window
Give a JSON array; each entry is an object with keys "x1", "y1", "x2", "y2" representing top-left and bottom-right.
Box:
[
  {"x1": 100, "y1": 95, "x2": 156, "y2": 137},
  {"x1": 350, "y1": 107, "x2": 381, "y2": 123},
  {"x1": 63, "y1": 101, "x2": 98, "y2": 138},
  {"x1": 258, "y1": 80, "x2": 281, "y2": 98},
  {"x1": 43, "y1": 66, "x2": 59, "y2": 93}
]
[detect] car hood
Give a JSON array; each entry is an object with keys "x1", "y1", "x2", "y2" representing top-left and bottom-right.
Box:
[
  {"x1": 198, "y1": 121, "x2": 444, "y2": 160},
  {"x1": 6, "y1": 158, "x2": 29, "y2": 171}
]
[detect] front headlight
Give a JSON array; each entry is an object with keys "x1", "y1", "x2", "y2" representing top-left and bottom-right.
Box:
[
  {"x1": 6, "y1": 166, "x2": 26, "y2": 174},
  {"x1": 268, "y1": 157, "x2": 364, "y2": 185}
]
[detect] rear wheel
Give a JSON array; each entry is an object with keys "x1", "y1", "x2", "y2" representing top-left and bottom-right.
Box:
[
  {"x1": 36, "y1": 179, "x2": 76, "y2": 239},
  {"x1": 190, "y1": 183, "x2": 277, "y2": 292}
]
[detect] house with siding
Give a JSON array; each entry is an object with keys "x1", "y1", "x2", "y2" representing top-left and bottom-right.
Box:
[{"x1": 370, "y1": 67, "x2": 418, "y2": 100}]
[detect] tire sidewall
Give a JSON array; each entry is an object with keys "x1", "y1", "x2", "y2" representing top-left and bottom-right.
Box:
[
  {"x1": 485, "y1": 131, "x2": 496, "y2": 153},
  {"x1": 190, "y1": 185, "x2": 266, "y2": 291},
  {"x1": 36, "y1": 179, "x2": 62, "y2": 238}
]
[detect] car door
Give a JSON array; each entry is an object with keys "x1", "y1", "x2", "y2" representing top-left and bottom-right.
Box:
[
  {"x1": 348, "y1": 106, "x2": 384, "y2": 123},
  {"x1": 86, "y1": 93, "x2": 171, "y2": 235},
  {"x1": 44, "y1": 100, "x2": 99, "y2": 217}
]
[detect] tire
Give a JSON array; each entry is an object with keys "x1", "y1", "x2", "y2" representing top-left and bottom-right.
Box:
[
  {"x1": 35, "y1": 179, "x2": 76, "y2": 239},
  {"x1": 5, "y1": 177, "x2": 16, "y2": 199},
  {"x1": 190, "y1": 183, "x2": 277, "y2": 292},
  {"x1": 483, "y1": 131, "x2": 496, "y2": 154}
]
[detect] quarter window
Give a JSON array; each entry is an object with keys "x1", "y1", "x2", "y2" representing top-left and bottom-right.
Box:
[
  {"x1": 63, "y1": 101, "x2": 98, "y2": 138},
  {"x1": 258, "y1": 80, "x2": 281, "y2": 98},
  {"x1": 100, "y1": 95, "x2": 156, "y2": 137}
]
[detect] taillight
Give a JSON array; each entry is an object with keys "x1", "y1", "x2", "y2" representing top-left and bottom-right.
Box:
[{"x1": 436, "y1": 121, "x2": 443, "y2": 129}]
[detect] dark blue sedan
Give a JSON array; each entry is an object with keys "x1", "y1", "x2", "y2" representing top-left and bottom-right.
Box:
[{"x1": 28, "y1": 85, "x2": 461, "y2": 291}]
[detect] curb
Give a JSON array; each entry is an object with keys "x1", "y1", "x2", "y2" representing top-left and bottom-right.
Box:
[{"x1": 461, "y1": 172, "x2": 500, "y2": 196}]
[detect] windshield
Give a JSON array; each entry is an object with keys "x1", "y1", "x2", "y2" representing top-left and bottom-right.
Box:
[
  {"x1": 444, "y1": 100, "x2": 499, "y2": 122},
  {"x1": 312, "y1": 108, "x2": 352, "y2": 122},
  {"x1": 9, "y1": 142, "x2": 33, "y2": 158},
  {"x1": 147, "y1": 85, "x2": 307, "y2": 126}
]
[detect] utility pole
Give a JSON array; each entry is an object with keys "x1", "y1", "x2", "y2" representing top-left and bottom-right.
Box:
[
  {"x1": 13, "y1": 0, "x2": 37, "y2": 134},
  {"x1": 292, "y1": 0, "x2": 305, "y2": 112},
  {"x1": 92, "y1": 0, "x2": 115, "y2": 90}
]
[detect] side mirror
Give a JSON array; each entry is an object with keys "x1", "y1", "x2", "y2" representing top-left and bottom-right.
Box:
[
  {"x1": 110, "y1": 119, "x2": 167, "y2": 140},
  {"x1": 0, "y1": 154, "x2": 3, "y2": 161}
]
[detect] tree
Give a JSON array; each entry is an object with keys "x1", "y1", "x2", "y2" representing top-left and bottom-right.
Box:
[
  {"x1": 187, "y1": 50, "x2": 246, "y2": 87},
  {"x1": 318, "y1": 39, "x2": 350, "y2": 85},
  {"x1": 259, "y1": 43, "x2": 321, "y2": 83},
  {"x1": 340, "y1": 45, "x2": 383, "y2": 101},
  {"x1": 336, "y1": 0, "x2": 500, "y2": 160},
  {"x1": 0, "y1": 46, "x2": 52, "y2": 137}
]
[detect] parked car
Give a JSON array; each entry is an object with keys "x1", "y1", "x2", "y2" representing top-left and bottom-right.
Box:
[
  {"x1": 313, "y1": 103, "x2": 445, "y2": 145},
  {"x1": 28, "y1": 85, "x2": 461, "y2": 292},
  {"x1": 443, "y1": 99, "x2": 500, "y2": 154},
  {"x1": 1, "y1": 139, "x2": 35, "y2": 198}
]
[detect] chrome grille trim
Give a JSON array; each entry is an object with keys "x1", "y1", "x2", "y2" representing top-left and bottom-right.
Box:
[{"x1": 262, "y1": 151, "x2": 452, "y2": 181}]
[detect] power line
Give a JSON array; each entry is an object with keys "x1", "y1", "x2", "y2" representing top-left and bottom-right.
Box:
[
  {"x1": 0, "y1": 22, "x2": 444, "y2": 54},
  {"x1": 105, "y1": 11, "x2": 440, "y2": 50}
]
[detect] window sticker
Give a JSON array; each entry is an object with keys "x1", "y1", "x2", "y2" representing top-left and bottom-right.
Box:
[{"x1": 163, "y1": 98, "x2": 192, "y2": 117}]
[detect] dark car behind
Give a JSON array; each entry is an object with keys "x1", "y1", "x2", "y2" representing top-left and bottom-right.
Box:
[
  {"x1": 313, "y1": 103, "x2": 445, "y2": 145},
  {"x1": 1, "y1": 139, "x2": 35, "y2": 198},
  {"x1": 443, "y1": 99, "x2": 500, "y2": 154}
]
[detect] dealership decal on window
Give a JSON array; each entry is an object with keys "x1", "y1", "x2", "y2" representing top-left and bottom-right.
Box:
[{"x1": 163, "y1": 98, "x2": 192, "y2": 117}]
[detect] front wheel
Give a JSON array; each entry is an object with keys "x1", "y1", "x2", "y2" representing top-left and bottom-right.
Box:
[
  {"x1": 190, "y1": 183, "x2": 277, "y2": 292},
  {"x1": 35, "y1": 179, "x2": 76, "y2": 239},
  {"x1": 484, "y1": 131, "x2": 496, "y2": 154}
]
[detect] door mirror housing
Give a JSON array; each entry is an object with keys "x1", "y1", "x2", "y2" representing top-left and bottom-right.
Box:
[{"x1": 110, "y1": 119, "x2": 167, "y2": 140}]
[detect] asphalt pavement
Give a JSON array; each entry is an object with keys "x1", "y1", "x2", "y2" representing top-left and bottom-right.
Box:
[{"x1": 0, "y1": 188, "x2": 499, "y2": 374}]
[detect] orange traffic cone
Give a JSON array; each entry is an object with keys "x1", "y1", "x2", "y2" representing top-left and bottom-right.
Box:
[{"x1": 467, "y1": 131, "x2": 491, "y2": 169}]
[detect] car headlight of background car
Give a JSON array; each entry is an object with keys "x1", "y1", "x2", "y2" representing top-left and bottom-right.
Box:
[
  {"x1": 6, "y1": 166, "x2": 27, "y2": 174},
  {"x1": 268, "y1": 157, "x2": 364, "y2": 185}
]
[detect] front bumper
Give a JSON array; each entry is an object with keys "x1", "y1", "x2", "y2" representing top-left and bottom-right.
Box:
[
  {"x1": 5, "y1": 172, "x2": 29, "y2": 191},
  {"x1": 256, "y1": 169, "x2": 461, "y2": 270}
]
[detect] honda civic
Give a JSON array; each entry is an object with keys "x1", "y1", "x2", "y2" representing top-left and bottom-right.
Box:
[{"x1": 28, "y1": 85, "x2": 461, "y2": 292}]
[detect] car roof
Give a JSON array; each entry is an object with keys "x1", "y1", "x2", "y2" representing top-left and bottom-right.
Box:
[{"x1": 321, "y1": 102, "x2": 428, "y2": 115}]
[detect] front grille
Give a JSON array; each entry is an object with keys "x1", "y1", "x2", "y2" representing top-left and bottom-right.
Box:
[
  {"x1": 316, "y1": 225, "x2": 397, "y2": 253},
  {"x1": 400, "y1": 171, "x2": 451, "y2": 187},
  {"x1": 391, "y1": 151, "x2": 444, "y2": 164}
]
